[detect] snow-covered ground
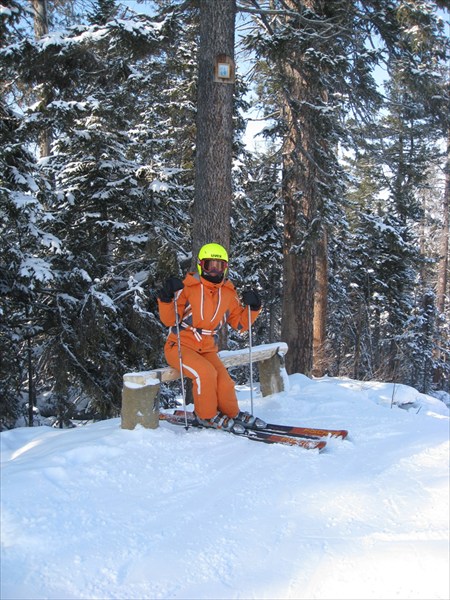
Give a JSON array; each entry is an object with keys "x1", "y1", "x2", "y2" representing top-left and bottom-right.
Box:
[{"x1": 1, "y1": 374, "x2": 449, "y2": 600}]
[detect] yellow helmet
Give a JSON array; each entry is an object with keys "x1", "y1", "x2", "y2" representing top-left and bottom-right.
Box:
[{"x1": 197, "y1": 243, "x2": 229, "y2": 279}]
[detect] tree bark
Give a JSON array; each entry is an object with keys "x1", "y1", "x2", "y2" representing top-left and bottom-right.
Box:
[
  {"x1": 434, "y1": 128, "x2": 449, "y2": 389},
  {"x1": 436, "y1": 128, "x2": 449, "y2": 315},
  {"x1": 192, "y1": 0, "x2": 236, "y2": 260},
  {"x1": 280, "y1": 54, "x2": 321, "y2": 376},
  {"x1": 31, "y1": 0, "x2": 48, "y2": 38},
  {"x1": 31, "y1": 0, "x2": 51, "y2": 157},
  {"x1": 312, "y1": 230, "x2": 328, "y2": 376}
]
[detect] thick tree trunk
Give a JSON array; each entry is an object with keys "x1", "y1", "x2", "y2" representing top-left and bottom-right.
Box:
[
  {"x1": 436, "y1": 129, "x2": 449, "y2": 315},
  {"x1": 192, "y1": 0, "x2": 236, "y2": 260},
  {"x1": 313, "y1": 230, "x2": 328, "y2": 376},
  {"x1": 277, "y1": 0, "x2": 329, "y2": 376},
  {"x1": 280, "y1": 61, "x2": 320, "y2": 376}
]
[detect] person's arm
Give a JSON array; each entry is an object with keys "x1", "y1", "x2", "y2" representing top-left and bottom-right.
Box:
[{"x1": 227, "y1": 289, "x2": 262, "y2": 332}]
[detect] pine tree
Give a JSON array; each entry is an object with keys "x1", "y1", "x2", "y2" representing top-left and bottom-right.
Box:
[
  {"x1": 240, "y1": 0, "x2": 449, "y2": 379},
  {"x1": 1, "y1": 2, "x2": 197, "y2": 421},
  {"x1": 0, "y1": 101, "x2": 58, "y2": 428},
  {"x1": 240, "y1": 0, "x2": 381, "y2": 374},
  {"x1": 330, "y1": 62, "x2": 448, "y2": 389},
  {"x1": 232, "y1": 146, "x2": 283, "y2": 344}
]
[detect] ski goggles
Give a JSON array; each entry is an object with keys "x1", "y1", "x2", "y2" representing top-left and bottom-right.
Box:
[{"x1": 199, "y1": 259, "x2": 228, "y2": 274}]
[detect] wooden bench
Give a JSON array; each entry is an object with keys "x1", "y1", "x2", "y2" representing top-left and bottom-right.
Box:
[{"x1": 121, "y1": 342, "x2": 288, "y2": 430}]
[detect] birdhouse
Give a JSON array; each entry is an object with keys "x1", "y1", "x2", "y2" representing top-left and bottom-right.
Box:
[{"x1": 214, "y1": 54, "x2": 235, "y2": 84}]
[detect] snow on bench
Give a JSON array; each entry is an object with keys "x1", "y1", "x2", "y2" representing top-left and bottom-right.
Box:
[{"x1": 121, "y1": 342, "x2": 288, "y2": 430}]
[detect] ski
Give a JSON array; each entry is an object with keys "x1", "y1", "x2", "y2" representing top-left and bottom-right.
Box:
[
  {"x1": 159, "y1": 413, "x2": 326, "y2": 451},
  {"x1": 169, "y1": 409, "x2": 348, "y2": 440},
  {"x1": 256, "y1": 421, "x2": 348, "y2": 440}
]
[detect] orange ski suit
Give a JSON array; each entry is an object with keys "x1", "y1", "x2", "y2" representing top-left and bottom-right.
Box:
[{"x1": 158, "y1": 272, "x2": 261, "y2": 419}]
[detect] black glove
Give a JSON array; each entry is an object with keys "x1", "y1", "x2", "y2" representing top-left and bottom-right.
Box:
[
  {"x1": 158, "y1": 277, "x2": 184, "y2": 302},
  {"x1": 242, "y1": 289, "x2": 261, "y2": 311}
]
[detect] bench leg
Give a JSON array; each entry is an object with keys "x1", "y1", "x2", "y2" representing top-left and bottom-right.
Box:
[
  {"x1": 258, "y1": 352, "x2": 285, "y2": 397},
  {"x1": 121, "y1": 382, "x2": 160, "y2": 430}
]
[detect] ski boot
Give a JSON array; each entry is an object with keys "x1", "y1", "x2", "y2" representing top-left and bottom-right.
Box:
[
  {"x1": 234, "y1": 411, "x2": 267, "y2": 429},
  {"x1": 195, "y1": 412, "x2": 246, "y2": 434}
]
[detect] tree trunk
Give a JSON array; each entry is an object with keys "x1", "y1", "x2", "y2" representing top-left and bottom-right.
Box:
[
  {"x1": 280, "y1": 56, "x2": 320, "y2": 376},
  {"x1": 436, "y1": 128, "x2": 449, "y2": 315},
  {"x1": 31, "y1": 0, "x2": 51, "y2": 157},
  {"x1": 434, "y1": 128, "x2": 449, "y2": 389},
  {"x1": 312, "y1": 230, "x2": 328, "y2": 376},
  {"x1": 192, "y1": 0, "x2": 236, "y2": 260},
  {"x1": 31, "y1": 0, "x2": 48, "y2": 38}
]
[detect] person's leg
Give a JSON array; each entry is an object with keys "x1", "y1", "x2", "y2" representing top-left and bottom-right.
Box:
[
  {"x1": 164, "y1": 342, "x2": 220, "y2": 419},
  {"x1": 201, "y1": 352, "x2": 239, "y2": 418}
]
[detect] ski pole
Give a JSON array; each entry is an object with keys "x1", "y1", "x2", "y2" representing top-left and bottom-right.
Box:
[
  {"x1": 174, "y1": 293, "x2": 189, "y2": 430},
  {"x1": 248, "y1": 304, "x2": 254, "y2": 416}
]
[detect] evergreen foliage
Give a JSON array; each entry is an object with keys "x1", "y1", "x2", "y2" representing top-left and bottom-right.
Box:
[
  {"x1": 231, "y1": 146, "x2": 283, "y2": 345},
  {"x1": 1, "y1": 2, "x2": 196, "y2": 425},
  {"x1": 0, "y1": 101, "x2": 57, "y2": 428},
  {"x1": 239, "y1": 0, "x2": 449, "y2": 386}
]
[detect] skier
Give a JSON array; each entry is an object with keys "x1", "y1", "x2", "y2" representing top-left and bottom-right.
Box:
[{"x1": 157, "y1": 242, "x2": 265, "y2": 434}]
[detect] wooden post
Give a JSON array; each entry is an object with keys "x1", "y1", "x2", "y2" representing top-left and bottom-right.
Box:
[
  {"x1": 121, "y1": 379, "x2": 160, "y2": 430},
  {"x1": 258, "y1": 351, "x2": 286, "y2": 397}
]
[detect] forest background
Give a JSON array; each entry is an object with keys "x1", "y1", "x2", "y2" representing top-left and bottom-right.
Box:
[{"x1": 1, "y1": 0, "x2": 449, "y2": 430}]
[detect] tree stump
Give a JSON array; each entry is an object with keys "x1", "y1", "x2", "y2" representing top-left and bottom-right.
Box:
[
  {"x1": 258, "y1": 351, "x2": 286, "y2": 397},
  {"x1": 121, "y1": 380, "x2": 160, "y2": 430}
]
